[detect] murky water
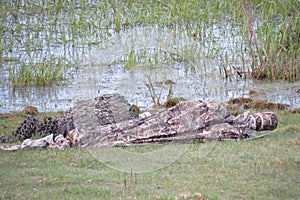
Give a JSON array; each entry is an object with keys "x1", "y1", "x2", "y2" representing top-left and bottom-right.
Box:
[{"x1": 0, "y1": 27, "x2": 299, "y2": 113}]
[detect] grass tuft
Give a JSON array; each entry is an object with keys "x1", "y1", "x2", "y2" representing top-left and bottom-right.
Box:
[{"x1": 8, "y1": 58, "x2": 70, "y2": 87}]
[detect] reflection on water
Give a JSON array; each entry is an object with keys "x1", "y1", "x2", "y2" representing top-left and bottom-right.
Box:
[{"x1": 0, "y1": 27, "x2": 299, "y2": 113}]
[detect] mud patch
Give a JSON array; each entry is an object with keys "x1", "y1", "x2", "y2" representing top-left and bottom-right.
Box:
[{"x1": 227, "y1": 97, "x2": 290, "y2": 114}]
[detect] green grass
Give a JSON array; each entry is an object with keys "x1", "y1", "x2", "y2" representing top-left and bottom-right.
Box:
[
  {"x1": 0, "y1": 111, "x2": 299, "y2": 199},
  {"x1": 8, "y1": 58, "x2": 69, "y2": 87}
]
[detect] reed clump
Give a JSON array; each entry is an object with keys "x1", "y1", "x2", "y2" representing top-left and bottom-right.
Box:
[
  {"x1": 8, "y1": 58, "x2": 68, "y2": 87},
  {"x1": 239, "y1": 0, "x2": 300, "y2": 81}
]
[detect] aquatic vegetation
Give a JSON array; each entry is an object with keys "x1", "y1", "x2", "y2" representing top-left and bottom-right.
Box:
[
  {"x1": 145, "y1": 75, "x2": 160, "y2": 106},
  {"x1": 145, "y1": 75, "x2": 175, "y2": 107},
  {"x1": 240, "y1": 0, "x2": 300, "y2": 81},
  {"x1": 120, "y1": 48, "x2": 185, "y2": 69},
  {"x1": 124, "y1": 50, "x2": 137, "y2": 69},
  {"x1": 1, "y1": 0, "x2": 299, "y2": 89},
  {"x1": 8, "y1": 58, "x2": 69, "y2": 87}
]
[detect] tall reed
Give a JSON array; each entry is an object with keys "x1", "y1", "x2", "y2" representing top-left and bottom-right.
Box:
[{"x1": 239, "y1": 0, "x2": 300, "y2": 81}]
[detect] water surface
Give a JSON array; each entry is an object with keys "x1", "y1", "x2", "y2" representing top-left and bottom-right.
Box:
[{"x1": 1, "y1": 27, "x2": 299, "y2": 113}]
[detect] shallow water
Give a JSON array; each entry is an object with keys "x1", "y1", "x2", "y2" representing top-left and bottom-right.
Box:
[{"x1": 0, "y1": 27, "x2": 299, "y2": 113}]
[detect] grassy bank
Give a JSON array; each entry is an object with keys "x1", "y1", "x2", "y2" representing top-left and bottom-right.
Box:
[{"x1": 0, "y1": 110, "x2": 299, "y2": 199}]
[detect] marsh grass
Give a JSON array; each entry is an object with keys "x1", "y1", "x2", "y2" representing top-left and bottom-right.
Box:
[
  {"x1": 0, "y1": 110, "x2": 299, "y2": 199},
  {"x1": 144, "y1": 75, "x2": 174, "y2": 107},
  {"x1": 121, "y1": 48, "x2": 185, "y2": 69},
  {"x1": 240, "y1": 0, "x2": 300, "y2": 81},
  {"x1": 8, "y1": 58, "x2": 70, "y2": 87},
  {"x1": 2, "y1": 0, "x2": 299, "y2": 88}
]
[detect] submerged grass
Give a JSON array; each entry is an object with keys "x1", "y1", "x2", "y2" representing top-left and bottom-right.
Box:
[
  {"x1": 0, "y1": 110, "x2": 299, "y2": 199},
  {"x1": 8, "y1": 58, "x2": 70, "y2": 87},
  {"x1": 1, "y1": 0, "x2": 299, "y2": 88},
  {"x1": 120, "y1": 48, "x2": 185, "y2": 70}
]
